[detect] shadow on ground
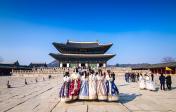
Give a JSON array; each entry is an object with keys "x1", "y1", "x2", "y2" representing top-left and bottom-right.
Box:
[
  {"x1": 171, "y1": 86, "x2": 176, "y2": 90},
  {"x1": 65, "y1": 99, "x2": 120, "y2": 104},
  {"x1": 119, "y1": 93, "x2": 142, "y2": 104},
  {"x1": 117, "y1": 84, "x2": 130, "y2": 87}
]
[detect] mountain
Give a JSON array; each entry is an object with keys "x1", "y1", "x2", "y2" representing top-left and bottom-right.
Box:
[{"x1": 47, "y1": 60, "x2": 59, "y2": 67}]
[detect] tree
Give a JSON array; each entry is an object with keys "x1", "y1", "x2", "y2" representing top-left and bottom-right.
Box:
[
  {"x1": 162, "y1": 57, "x2": 176, "y2": 63},
  {"x1": 115, "y1": 63, "x2": 120, "y2": 67}
]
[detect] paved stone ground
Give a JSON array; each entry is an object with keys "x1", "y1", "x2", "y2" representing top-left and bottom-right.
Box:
[
  {"x1": 0, "y1": 75, "x2": 176, "y2": 112},
  {"x1": 119, "y1": 75, "x2": 176, "y2": 112}
]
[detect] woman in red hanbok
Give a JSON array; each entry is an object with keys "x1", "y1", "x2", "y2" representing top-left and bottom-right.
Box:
[{"x1": 69, "y1": 72, "x2": 81, "y2": 100}]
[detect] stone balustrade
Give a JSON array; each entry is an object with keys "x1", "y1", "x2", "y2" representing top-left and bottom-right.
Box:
[
  {"x1": 12, "y1": 67, "x2": 151, "y2": 77},
  {"x1": 12, "y1": 67, "x2": 74, "y2": 77}
]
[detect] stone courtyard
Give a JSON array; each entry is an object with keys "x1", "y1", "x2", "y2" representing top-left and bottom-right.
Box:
[{"x1": 0, "y1": 75, "x2": 176, "y2": 112}]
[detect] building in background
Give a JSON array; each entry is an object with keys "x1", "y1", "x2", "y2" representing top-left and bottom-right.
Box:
[
  {"x1": 132, "y1": 62, "x2": 176, "y2": 74},
  {"x1": 0, "y1": 61, "x2": 30, "y2": 76},
  {"x1": 29, "y1": 63, "x2": 47, "y2": 68},
  {"x1": 0, "y1": 61, "x2": 48, "y2": 76},
  {"x1": 49, "y1": 40, "x2": 115, "y2": 68}
]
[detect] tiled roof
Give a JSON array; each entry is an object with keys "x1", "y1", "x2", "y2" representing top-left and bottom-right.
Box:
[{"x1": 132, "y1": 62, "x2": 176, "y2": 69}]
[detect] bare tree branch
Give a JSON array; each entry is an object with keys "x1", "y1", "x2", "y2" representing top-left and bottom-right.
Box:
[{"x1": 162, "y1": 57, "x2": 176, "y2": 63}]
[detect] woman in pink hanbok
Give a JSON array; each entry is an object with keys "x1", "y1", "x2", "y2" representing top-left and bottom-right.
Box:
[
  {"x1": 96, "y1": 71, "x2": 107, "y2": 100},
  {"x1": 89, "y1": 71, "x2": 97, "y2": 100}
]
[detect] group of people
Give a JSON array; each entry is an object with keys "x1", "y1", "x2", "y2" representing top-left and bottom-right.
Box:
[
  {"x1": 59, "y1": 66, "x2": 173, "y2": 103},
  {"x1": 139, "y1": 73, "x2": 173, "y2": 91},
  {"x1": 139, "y1": 74, "x2": 156, "y2": 91},
  {"x1": 59, "y1": 67, "x2": 119, "y2": 102},
  {"x1": 159, "y1": 74, "x2": 172, "y2": 90},
  {"x1": 125, "y1": 72, "x2": 140, "y2": 83}
]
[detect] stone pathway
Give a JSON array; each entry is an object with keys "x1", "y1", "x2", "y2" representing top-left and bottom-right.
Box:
[
  {"x1": 118, "y1": 76, "x2": 176, "y2": 112},
  {"x1": 0, "y1": 75, "x2": 176, "y2": 112}
]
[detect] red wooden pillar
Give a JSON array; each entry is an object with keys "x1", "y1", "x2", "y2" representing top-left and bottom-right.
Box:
[
  {"x1": 155, "y1": 68, "x2": 157, "y2": 74},
  {"x1": 160, "y1": 68, "x2": 162, "y2": 74},
  {"x1": 153, "y1": 68, "x2": 155, "y2": 74},
  {"x1": 173, "y1": 67, "x2": 175, "y2": 74},
  {"x1": 150, "y1": 69, "x2": 154, "y2": 74},
  {"x1": 164, "y1": 68, "x2": 166, "y2": 74},
  {"x1": 170, "y1": 67, "x2": 172, "y2": 74},
  {"x1": 150, "y1": 69, "x2": 152, "y2": 74},
  {"x1": 162, "y1": 68, "x2": 164, "y2": 74}
]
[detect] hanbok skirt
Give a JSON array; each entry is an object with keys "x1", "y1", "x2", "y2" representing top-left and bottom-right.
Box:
[
  {"x1": 69, "y1": 79, "x2": 81, "y2": 100},
  {"x1": 106, "y1": 81, "x2": 119, "y2": 101},
  {"x1": 59, "y1": 81, "x2": 71, "y2": 102},
  {"x1": 146, "y1": 81, "x2": 156, "y2": 91},
  {"x1": 139, "y1": 79, "x2": 146, "y2": 89},
  {"x1": 97, "y1": 80, "x2": 107, "y2": 100},
  {"x1": 89, "y1": 80, "x2": 97, "y2": 100},
  {"x1": 79, "y1": 80, "x2": 89, "y2": 100}
]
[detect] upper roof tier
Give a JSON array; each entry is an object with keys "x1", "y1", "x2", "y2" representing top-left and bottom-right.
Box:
[{"x1": 53, "y1": 40, "x2": 113, "y2": 54}]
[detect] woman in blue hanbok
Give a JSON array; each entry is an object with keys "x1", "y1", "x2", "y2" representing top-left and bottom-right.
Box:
[
  {"x1": 59, "y1": 75, "x2": 71, "y2": 102},
  {"x1": 106, "y1": 73, "x2": 119, "y2": 101},
  {"x1": 79, "y1": 72, "x2": 89, "y2": 100}
]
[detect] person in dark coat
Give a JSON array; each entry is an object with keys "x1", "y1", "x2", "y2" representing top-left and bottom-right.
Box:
[
  {"x1": 137, "y1": 73, "x2": 140, "y2": 81},
  {"x1": 7, "y1": 80, "x2": 11, "y2": 88},
  {"x1": 125, "y1": 73, "x2": 128, "y2": 82},
  {"x1": 111, "y1": 72, "x2": 116, "y2": 81},
  {"x1": 159, "y1": 74, "x2": 165, "y2": 90},
  {"x1": 166, "y1": 74, "x2": 172, "y2": 90},
  {"x1": 151, "y1": 73, "x2": 154, "y2": 81}
]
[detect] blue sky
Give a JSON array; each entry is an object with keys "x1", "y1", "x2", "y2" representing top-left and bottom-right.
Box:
[{"x1": 0, "y1": 0, "x2": 176, "y2": 65}]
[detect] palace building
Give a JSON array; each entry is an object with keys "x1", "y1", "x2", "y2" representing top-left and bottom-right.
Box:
[
  {"x1": 0, "y1": 61, "x2": 31, "y2": 76},
  {"x1": 49, "y1": 40, "x2": 115, "y2": 68}
]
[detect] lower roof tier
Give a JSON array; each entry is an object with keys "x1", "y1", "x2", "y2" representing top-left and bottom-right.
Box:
[{"x1": 49, "y1": 53, "x2": 115, "y2": 63}]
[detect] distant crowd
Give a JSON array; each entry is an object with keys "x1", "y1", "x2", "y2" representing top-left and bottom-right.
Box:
[{"x1": 124, "y1": 72, "x2": 172, "y2": 91}]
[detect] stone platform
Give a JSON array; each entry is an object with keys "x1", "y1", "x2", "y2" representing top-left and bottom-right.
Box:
[{"x1": 0, "y1": 75, "x2": 176, "y2": 112}]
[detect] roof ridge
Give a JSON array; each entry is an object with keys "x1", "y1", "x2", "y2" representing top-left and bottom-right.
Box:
[{"x1": 67, "y1": 40, "x2": 99, "y2": 44}]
